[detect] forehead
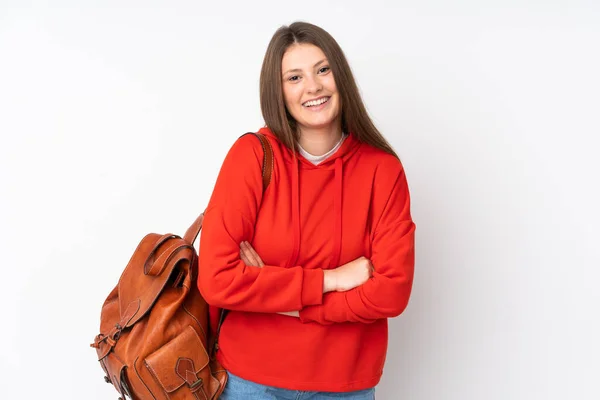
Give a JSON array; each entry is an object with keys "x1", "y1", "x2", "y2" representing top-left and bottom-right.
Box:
[{"x1": 281, "y1": 43, "x2": 327, "y2": 70}]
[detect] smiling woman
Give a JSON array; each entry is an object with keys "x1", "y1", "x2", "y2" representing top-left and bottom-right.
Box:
[
  {"x1": 280, "y1": 44, "x2": 341, "y2": 151},
  {"x1": 197, "y1": 21, "x2": 416, "y2": 400}
]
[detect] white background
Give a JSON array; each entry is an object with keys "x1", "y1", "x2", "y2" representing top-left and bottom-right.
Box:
[{"x1": 1, "y1": 1, "x2": 599, "y2": 399}]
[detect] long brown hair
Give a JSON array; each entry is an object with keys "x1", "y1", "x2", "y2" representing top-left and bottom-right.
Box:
[{"x1": 260, "y1": 21, "x2": 398, "y2": 158}]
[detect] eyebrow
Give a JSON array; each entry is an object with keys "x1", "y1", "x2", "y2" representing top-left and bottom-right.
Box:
[{"x1": 282, "y1": 59, "x2": 328, "y2": 75}]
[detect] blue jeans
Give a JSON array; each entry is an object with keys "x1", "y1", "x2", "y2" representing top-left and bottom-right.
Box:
[{"x1": 220, "y1": 372, "x2": 376, "y2": 400}]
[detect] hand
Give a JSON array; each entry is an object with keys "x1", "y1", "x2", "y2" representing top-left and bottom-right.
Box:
[
  {"x1": 324, "y1": 256, "x2": 374, "y2": 293},
  {"x1": 239, "y1": 241, "x2": 264, "y2": 267},
  {"x1": 277, "y1": 311, "x2": 300, "y2": 318}
]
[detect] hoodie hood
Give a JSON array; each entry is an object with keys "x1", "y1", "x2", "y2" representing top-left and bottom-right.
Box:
[
  {"x1": 257, "y1": 126, "x2": 362, "y2": 269},
  {"x1": 257, "y1": 126, "x2": 361, "y2": 169}
]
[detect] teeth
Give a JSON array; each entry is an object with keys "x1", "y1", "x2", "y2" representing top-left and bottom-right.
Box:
[{"x1": 304, "y1": 97, "x2": 329, "y2": 107}]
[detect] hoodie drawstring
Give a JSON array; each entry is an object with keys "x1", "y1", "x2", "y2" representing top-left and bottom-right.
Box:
[
  {"x1": 329, "y1": 158, "x2": 343, "y2": 269},
  {"x1": 287, "y1": 156, "x2": 301, "y2": 268}
]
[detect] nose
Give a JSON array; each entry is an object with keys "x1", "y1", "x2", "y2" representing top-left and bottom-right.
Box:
[{"x1": 305, "y1": 74, "x2": 322, "y2": 94}]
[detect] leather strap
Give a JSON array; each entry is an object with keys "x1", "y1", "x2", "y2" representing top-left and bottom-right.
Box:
[
  {"x1": 181, "y1": 132, "x2": 274, "y2": 358},
  {"x1": 183, "y1": 132, "x2": 273, "y2": 245},
  {"x1": 195, "y1": 132, "x2": 273, "y2": 358},
  {"x1": 208, "y1": 132, "x2": 273, "y2": 358},
  {"x1": 254, "y1": 132, "x2": 273, "y2": 192}
]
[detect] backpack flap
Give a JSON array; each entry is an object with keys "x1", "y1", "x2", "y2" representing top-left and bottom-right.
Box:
[{"x1": 117, "y1": 232, "x2": 196, "y2": 329}]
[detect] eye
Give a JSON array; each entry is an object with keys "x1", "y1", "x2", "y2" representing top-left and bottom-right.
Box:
[
  {"x1": 318, "y1": 66, "x2": 331, "y2": 74},
  {"x1": 288, "y1": 75, "x2": 301, "y2": 82}
]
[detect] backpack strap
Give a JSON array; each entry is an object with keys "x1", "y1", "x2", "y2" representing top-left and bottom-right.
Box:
[
  {"x1": 188, "y1": 132, "x2": 273, "y2": 358},
  {"x1": 254, "y1": 132, "x2": 274, "y2": 193},
  {"x1": 183, "y1": 132, "x2": 273, "y2": 245}
]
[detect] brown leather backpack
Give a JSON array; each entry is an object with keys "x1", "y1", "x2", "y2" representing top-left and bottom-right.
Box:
[{"x1": 91, "y1": 133, "x2": 273, "y2": 400}]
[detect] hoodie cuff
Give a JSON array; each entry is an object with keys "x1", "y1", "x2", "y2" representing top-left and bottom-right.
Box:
[
  {"x1": 298, "y1": 305, "x2": 323, "y2": 324},
  {"x1": 301, "y1": 268, "x2": 324, "y2": 307}
]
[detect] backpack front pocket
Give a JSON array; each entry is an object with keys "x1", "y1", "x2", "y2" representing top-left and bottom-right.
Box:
[{"x1": 144, "y1": 326, "x2": 220, "y2": 399}]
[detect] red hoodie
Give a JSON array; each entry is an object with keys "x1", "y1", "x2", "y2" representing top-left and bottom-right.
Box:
[{"x1": 198, "y1": 126, "x2": 415, "y2": 392}]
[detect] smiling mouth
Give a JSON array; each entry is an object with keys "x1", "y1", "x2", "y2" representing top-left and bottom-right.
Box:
[{"x1": 302, "y1": 96, "x2": 330, "y2": 107}]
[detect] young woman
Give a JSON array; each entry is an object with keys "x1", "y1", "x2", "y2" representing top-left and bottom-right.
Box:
[{"x1": 198, "y1": 21, "x2": 416, "y2": 399}]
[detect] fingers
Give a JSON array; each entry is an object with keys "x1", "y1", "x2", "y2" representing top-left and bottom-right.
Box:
[
  {"x1": 243, "y1": 241, "x2": 265, "y2": 267},
  {"x1": 240, "y1": 248, "x2": 252, "y2": 266},
  {"x1": 240, "y1": 242, "x2": 258, "y2": 266},
  {"x1": 239, "y1": 241, "x2": 265, "y2": 267}
]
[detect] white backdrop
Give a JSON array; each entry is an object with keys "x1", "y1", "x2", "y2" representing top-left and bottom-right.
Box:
[{"x1": 1, "y1": 1, "x2": 599, "y2": 399}]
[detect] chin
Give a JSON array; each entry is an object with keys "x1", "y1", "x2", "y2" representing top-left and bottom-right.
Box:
[
  {"x1": 303, "y1": 120, "x2": 336, "y2": 130},
  {"x1": 302, "y1": 113, "x2": 339, "y2": 127}
]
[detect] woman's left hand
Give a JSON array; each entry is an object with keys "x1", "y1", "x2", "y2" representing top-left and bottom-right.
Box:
[
  {"x1": 239, "y1": 241, "x2": 265, "y2": 267},
  {"x1": 239, "y1": 241, "x2": 300, "y2": 318}
]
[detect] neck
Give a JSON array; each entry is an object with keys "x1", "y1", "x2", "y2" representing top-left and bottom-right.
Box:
[{"x1": 297, "y1": 124, "x2": 343, "y2": 156}]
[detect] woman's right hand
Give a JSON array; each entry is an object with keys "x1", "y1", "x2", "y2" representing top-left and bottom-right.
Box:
[{"x1": 323, "y1": 257, "x2": 374, "y2": 293}]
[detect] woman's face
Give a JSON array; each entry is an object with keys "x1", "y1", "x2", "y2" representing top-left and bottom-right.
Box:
[{"x1": 281, "y1": 43, "x2": 341, "y2": 134}]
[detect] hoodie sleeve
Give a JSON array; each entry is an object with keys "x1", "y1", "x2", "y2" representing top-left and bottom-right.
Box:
[
  {"x1": 298, "y1": 162, "x2": 415, "y2": 324},
  {"x1": 197, "y1": 134, "x2": 324, "y2": 313}
]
